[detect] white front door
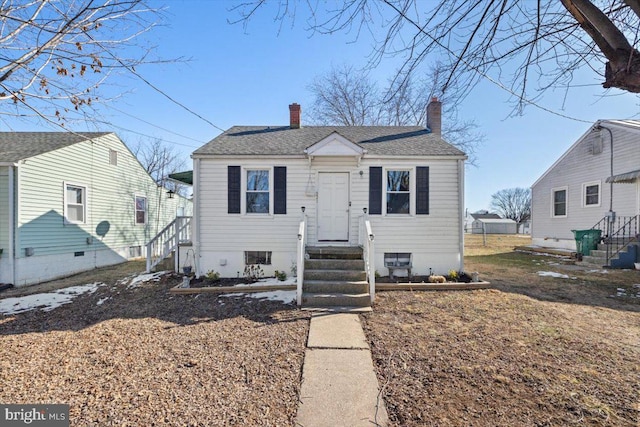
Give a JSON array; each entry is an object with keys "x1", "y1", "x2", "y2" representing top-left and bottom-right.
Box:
[{"x1": 317, "y1": 172, "x2": 350, "y2": 241}]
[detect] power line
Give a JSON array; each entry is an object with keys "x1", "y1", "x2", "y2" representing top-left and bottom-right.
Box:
[{"x1": 86, "y1": 33, "x2": 227, "y2": 133}]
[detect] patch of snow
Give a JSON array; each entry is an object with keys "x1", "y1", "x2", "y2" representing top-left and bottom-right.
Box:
[
  {"x1": 0, "y1": 283, "x2": 102, "y2": 315},
  {"x1": 96, "y1": 297, "x2": 110, "y2": 306},
  {"x1": 221, "y1": 290, "x2": 296, "y2": 304},
  {"x1": 537, "y1": 271, "x2": 577, "y2": 279},
  {"x1": 234, "y1": 277, "x2": 297, "y2": 287},
  {"x1": 127, "y1": 271, "x2": 169, "y2": 289}
]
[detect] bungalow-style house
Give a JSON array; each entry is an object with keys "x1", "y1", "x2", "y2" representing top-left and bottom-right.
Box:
[
  {"x1": 184, "y1": 101, "x2": 467, "y2": 308},
  {"x1": 531, "y1": 120, "x2": 640, "y2": 267},
  {"x1": 0, "y1": 132, "x2": 192, "y2": 286}
]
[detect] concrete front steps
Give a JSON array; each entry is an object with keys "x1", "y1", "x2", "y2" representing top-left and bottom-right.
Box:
[
  {"x1": 302, "y1": 246, "x2": 372, "y2": 311},
  {"x1": 579, "y1": 240, "x2": 638, "y2": 268}
]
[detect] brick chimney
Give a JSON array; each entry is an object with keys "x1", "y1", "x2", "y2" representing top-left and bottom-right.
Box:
[
  {"x1": 426, "y1": 97, "x2": 442, "y2": 136},
  {"x1": 289, "y1": 103, "x2": 301, "y2": 129}
]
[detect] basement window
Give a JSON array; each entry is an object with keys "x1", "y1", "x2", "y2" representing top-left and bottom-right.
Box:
[{"x1": 244, "y1": 251, "x2": 272, "y2": 265}]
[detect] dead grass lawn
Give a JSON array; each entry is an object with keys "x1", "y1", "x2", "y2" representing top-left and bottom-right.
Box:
[{"x1": 363, "y1": 233, "x2": 640, "y2": 426}]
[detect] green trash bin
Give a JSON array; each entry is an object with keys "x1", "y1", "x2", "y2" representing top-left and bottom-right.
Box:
[{"x1": 572, "y1": 229, "x2": 602, "y2": 256}]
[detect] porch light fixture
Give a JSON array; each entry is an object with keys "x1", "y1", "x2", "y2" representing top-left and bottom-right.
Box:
[{"x1": 167, "y1": 189, "x2": 175, "y2": 199}]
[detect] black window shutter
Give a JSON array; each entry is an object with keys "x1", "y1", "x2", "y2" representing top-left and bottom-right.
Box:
[
  {"x1": 416, "y1": 166, "x2": 429, "y2": 215},
  {"x1": 228, "y1": 166, "x2": 241, "y2": 214},
  {"x1": 369, "y1": 166, "x2": 382, "y2": 215},
  {"x1": 274, "y1": 166, "x2": 287, "y2": 214}
]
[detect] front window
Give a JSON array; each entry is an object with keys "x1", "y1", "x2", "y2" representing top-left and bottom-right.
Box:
[
  {"x1": 584, "y1": 182, "x2": 600, "y2": 206},
  {"x1": 246, "y1": 170, "x2": 269, "y2": 213},
  {"x1": 135, "y1": 196, "x2": 147, "y2": 224},
  {"x1": 65, "y1": 184, "x2": 86, "y2": 223},
  {"x1": 387, "y1": 170, "x2": 410, "y2": 214},
  {"x1": 552, "y1": 188, "x2": 567, "y2": 217}
]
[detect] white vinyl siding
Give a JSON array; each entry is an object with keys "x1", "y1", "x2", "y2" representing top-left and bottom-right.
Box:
[
  {"x1": 196, "y1": 156, "x2": 463, "y2": 278},
  {"x1": 532, "y1": 122, "x2": 640, "y2": 248}
]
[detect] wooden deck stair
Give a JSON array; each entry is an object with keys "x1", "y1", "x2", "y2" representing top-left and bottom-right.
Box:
[{"x1": 302, "y1": 246, "x2": 371, "y2": 311}]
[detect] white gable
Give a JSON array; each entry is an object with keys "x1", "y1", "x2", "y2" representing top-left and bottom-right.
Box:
[{"x1": 304, "y1": 132, "x2": 366, "y2": 157}]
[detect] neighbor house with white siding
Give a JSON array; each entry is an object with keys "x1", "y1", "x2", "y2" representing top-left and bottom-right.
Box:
[
  {"x1": 185, "y1": 101, "x2": 467, "y2": 308},
  {"x1": 531, "y1": 120, "x2": 640, "y2": 267},
  {"x1": 0, "y1": 132, "x2": 192, "y2": 286}
]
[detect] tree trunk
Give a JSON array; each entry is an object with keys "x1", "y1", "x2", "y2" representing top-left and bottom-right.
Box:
[{"x1": 561, "y1": 0, "x2": 640, "y2": 92}]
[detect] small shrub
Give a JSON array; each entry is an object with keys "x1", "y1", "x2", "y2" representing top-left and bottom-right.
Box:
[
  {"x1": 274, "y1": 270, "x2": 287, "y2": 281},
  {"x1": 447, "y1": 269, "x2": 459, "y2": 282},
  {"x1": 244, "y1": 264, "x2": 264, "y2": 282},
  {"x1": 204, "y1": 270, "x2": 220, "y2": 283}
]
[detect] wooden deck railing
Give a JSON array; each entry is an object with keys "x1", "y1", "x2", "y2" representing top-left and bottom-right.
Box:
[{"x1": 146, "y1": 216, "x2": 192, "y2": 272}]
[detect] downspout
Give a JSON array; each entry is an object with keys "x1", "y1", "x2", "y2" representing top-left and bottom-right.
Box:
[
  {"x1": 458, "y1": 158, "x2": 465, "y2": 272},
  {"x1": 595, "y1": 124, "x2": 614, "y2": 214},
  {"x1": 193, "y1": 158, "x2": 201, "y2": 278},
  {"x1": 8, "y1": 165, "x2": 16, "y2": 286}
]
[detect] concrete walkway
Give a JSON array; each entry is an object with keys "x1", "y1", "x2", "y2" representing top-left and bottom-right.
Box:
[{"x1": 296, "y1": 313, "x2": 389, "y2": 427}]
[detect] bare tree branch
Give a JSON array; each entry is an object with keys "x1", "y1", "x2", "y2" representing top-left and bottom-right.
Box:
[
  {"x1": 231, "y1": 0, "x2": 640, "y2": 111},
  {"x1": 0, "y1": 0, "x2": 163, "y2": 121},
  {"x1": 307, "y1": 64, "x2": 483, "y2": 165}
]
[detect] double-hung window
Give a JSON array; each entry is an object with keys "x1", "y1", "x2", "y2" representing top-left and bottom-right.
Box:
[
  {"x1": 583, "y1": 182, "x2": 600, "y2": 207},
  {"x1": 135, "y1": 196, "x2": 147, "y2": 225},
  {"x1": 65, "y1": 183, "x2": 86, "y2": 224},
  {"x1": 246, "y1": 170, "x2": 269, "y2": 214},
  {"x1": 386, "y1": 170, "x2": 410, "y2": 214},
  {"x1": 552, "y1": 187, "x2": 567, "y2": 217}
]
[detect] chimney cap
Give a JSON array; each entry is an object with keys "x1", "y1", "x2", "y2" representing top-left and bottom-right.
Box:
[{"x1": 430, "y1": 97, "x2": 440, "y2": 103}]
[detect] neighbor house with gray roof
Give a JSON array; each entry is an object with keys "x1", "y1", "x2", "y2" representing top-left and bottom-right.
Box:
[
  {"x1": 183, "y1": 100, "x2": 467, "y2": 308},
  {"x1": 0, "y1": 132, "x2": 191, "y2": 286},
  {"x1": 531, "y1": 119, "x2": 640, "y2": 268}
]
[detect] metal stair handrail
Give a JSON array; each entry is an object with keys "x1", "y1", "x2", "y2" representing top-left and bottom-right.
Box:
[
  {"x1": 604, "y1": 215, "x2": 639, "y2": 264},
  {"x1": 359, "y1": 210, "x2": 375, "y2": 304},
  {"x1": 145, "y1": 216, "x2": 192, "y2": 272},
  {"x1": 296, "y1": 214, "x2": 307, "y2": 306}
]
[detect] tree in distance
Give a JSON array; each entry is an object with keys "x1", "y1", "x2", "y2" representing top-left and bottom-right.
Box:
[
  {"x1": 307, "y1": 64, "x2": 483, "y2": 164},
  {"x1": 490, "y1": 187, "x2": 532, "y2": 226}
]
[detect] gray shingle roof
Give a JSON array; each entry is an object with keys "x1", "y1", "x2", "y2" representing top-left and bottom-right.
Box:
[
  {"x1": 194, "y1": 126, "x2": 466, "y2": 157},
  {"x1": 0, "y1": 132, "x2": 111, "y2": 163}
]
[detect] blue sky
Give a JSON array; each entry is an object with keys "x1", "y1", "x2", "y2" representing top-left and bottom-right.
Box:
[{"x1": 7, "y1": 1, "x2": 640, "y2": 211}]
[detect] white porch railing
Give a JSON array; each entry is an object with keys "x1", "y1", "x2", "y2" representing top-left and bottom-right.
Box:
[
  {"x1": 359, "y1": 211, "x2": 375, "y2": 304},
  {"x1": 146, "y1": 216, "x2": 192, "y2": 272},
  {"x1": 296, "y1": 214, "x2": 307, "y2": 306}
]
